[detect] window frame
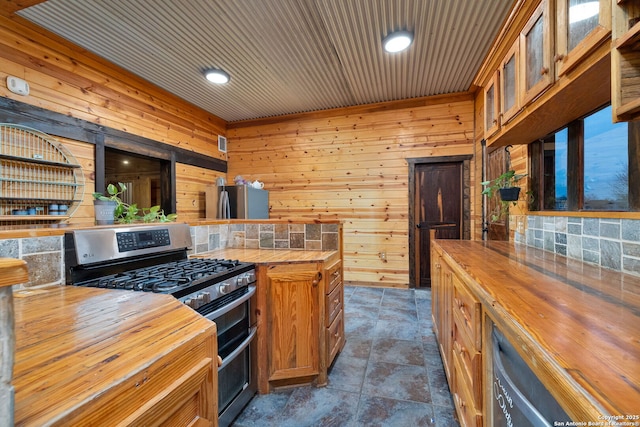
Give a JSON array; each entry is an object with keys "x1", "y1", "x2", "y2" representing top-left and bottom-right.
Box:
[{"x1": 530, "y1": 104, "x2": 639, "y2": 213}]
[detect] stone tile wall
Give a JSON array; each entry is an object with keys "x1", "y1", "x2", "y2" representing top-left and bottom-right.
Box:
[
  {"x1": 0, "y1": 235, "x2": 64, "y2": 289},
  {"x1": 1, "y1": 222, "x2": 341, "y2": 289},
  {"x1": 189, "y1": 223, "x2": 340, "y2": 255},
  {"x1": 519, "y1": 215, "x2": 640, "y2": 277}
]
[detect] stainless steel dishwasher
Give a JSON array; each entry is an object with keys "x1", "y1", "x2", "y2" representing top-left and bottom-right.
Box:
[{"x1": 490, "y1": 323, "x2": 570, "y2": 426}]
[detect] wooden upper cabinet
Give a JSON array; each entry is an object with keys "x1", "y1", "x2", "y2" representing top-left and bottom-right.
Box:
[
  {"x1": 612, "y1": 0, "x2": 640, "y2": 122},
  {"x1": 556, "y1": 0, "x2": 611, "y2": 77},
  {"x1": 520, "y1": 0, "x2": 554, "y2": 106},
  {"x1": 484, "y1": 70, "x2": 500, "y2": 138},
  {"x1": 500, "y1": 39, "x2": 520, "y2": 125}
]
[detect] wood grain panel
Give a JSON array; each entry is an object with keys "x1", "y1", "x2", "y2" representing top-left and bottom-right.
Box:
[
  {"x1": 176, "y1": 164, "x2": 224, "y2": 222},
  {"x1": 12, "y1": 286, "x2": 217, "y2": 426},
  {"x1": 433, "y1": 239, "x2": 640, "y2": 420},
  {"x1": 0, "y1": 16, "x2": 226, "y2": 151},
  {"x1": 228, "y1": 98, "x2": 476, "y2": 286}
]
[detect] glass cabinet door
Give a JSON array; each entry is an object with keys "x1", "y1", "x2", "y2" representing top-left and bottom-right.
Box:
[
  {"x1": 520, "y1": 0, "x2": 553, "y2": 106},
  {"x1": 556, "y1": 0, "x2": 611, "y2": 77},
  {"x1": 484, "y1": 70, "x2": 500, "y2": 138},
  {"x1": 500, "y1": 39, "x2": 520, "y2": 125}
]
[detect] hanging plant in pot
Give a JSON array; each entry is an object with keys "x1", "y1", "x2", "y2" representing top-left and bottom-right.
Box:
[
  {"x1": 481, "y1": 170, "x2": 527, "y2": 202},
  {"x1": 482, "y1": 170, "x2": 528, "y2": 221}
]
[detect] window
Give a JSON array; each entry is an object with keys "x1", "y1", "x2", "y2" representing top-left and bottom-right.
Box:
[
  {"x1": 105, "y1": 147, "x2": 168, "y2": 213},
  {"x1": 531, "y1": 105, "x2": 630, "y2": 211}
]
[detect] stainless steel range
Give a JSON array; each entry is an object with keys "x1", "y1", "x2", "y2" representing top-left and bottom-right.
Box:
[{"x1": 64, "y1": 223, "x2": 257, "y2": 427}]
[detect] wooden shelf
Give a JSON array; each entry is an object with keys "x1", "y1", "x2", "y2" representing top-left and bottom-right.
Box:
[
  {"x1": 0, "y1": 124, "x2": 84, "y2": 222},
  {"x1": 0, "y1": 153, "x2": 82, "y2": 168},
  {"x1": 0, "y1": 197, "x2": 79, "y2": 203},
  {"x1": 616, "y1": 97, "x2": 640, "y2": 120},
  {"x1": 0, "y1": 215, "x2": 70, "y2": 221},
  {"x1": 615, "y1": 20, "x2": 640, "y2": 50}
]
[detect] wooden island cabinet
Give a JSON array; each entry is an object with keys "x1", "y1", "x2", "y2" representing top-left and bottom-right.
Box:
[
  {"x1": 262, "y1": 262, "x2": 323, "y2": 386},
  {"x1": 431, "y1": 239, "x2": 640, "y2": 426},
  {"x1": 12, "y1": 286, "x2": 218, "y2": 427},
  {"x1": 199, "y1": 248, "x2": 344, "y2": 393}
]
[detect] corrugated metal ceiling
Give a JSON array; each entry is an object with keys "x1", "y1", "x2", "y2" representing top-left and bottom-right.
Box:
[{"x1": 18, "y1": 0, "x2": 514, "y2": 122}]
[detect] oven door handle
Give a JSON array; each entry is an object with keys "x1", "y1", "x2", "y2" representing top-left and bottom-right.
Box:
[
  {"x1": 204, "y1": 284, "x2": 256, "y2": 321},
  {"x1": 218, "y1": 325, "x2": 256, "y2": 371}
]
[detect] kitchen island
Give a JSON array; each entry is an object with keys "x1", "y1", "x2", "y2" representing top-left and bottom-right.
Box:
[
  {"x1": 12, "y1": 286, "x2": 218, "y2": 426},
  {"x1": 431, "y1": 239, "x2": 640, "y2": 426},
  {"x1": 196, "y1": 248, "x2": 344, "y2": 393}
]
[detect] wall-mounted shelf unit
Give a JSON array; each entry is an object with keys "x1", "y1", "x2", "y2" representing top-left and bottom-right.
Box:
[
  {"x1": 0, "y1": 124, "x2": 84, "y2": 223},
  {"x1": 612, "y1": 1, "x2": 640, "y2": 121}
]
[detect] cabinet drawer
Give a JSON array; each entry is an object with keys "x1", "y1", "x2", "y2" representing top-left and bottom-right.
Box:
[
  {"x1": 326, "y1": 260, "x2": 342, "y2": 294},
  {"x1": 453, "y1": 318, "x2": 482, "y2": 408},
  {"x1": 326, "y1": 309, "x2": 344, "y2": 365},
  {"x1": 452, "y1": 274, "x2": 482, "y2": 350},
  {"x1": 326, "y1": 281, "x2": 343, "y2": 326},
  {"x1": 452, "y1": 347, "x2": 482, "y2": 427}
]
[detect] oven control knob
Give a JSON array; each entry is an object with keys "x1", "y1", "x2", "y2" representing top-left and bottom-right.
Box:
[
  {"x1": 184, "y1": 298, "x2": 193, "y2": 308},
  {"x1": 201, "y1": 292, "x2": 211, "y2": 303},
  {"x1": 196, "y1": 294, "x2": 205, "y2": 306},
  {"x1": 246, "y1": 271, "x2": 256, "y2": 283},
  {"x1": 240, "y1": 274, "x2": 249, "y2": 286},
  {"x1": 219, "y1": 283, "x2": 231, "y2": 295}
]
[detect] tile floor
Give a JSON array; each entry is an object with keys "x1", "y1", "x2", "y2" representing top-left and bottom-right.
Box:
[{"x1": 231, "y1": 286, "x2": 460, "y2": 427}]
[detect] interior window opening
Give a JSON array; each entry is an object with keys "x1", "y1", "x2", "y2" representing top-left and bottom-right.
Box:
[{"x1": 104, "y1": 147, "x2": 164, "y2": 210}]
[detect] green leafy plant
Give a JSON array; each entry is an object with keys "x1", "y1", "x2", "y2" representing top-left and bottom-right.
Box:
[
  {"x1": 481, "y1": 170, "x2": 527, "y2": 199},
  {"x1": 93, "y1": 182, "x2": 177, "y2": 223},
  {"x1": 482, "y1": 171, "x2": 528, "y2": 221}
]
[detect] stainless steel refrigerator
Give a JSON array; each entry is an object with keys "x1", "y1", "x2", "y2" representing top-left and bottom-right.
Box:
[{"x1": 218, "y1": 185, "x2": 269, "y2": 219}]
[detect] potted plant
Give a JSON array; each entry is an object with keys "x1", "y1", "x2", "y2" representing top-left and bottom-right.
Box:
[
  {"x1": 481, "y1": 170, "x2": 526, "y2": 202},
  {"x1": 482, "y1": 170, "x2": 527, "y2": 221},
  {"x1": 93, "y1": 182, "x2": 177, "y2": 225}
]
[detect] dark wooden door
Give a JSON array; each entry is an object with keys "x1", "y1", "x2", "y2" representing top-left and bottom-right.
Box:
[{"x1": 415, "y1": 162, "x2": 462, "y2": 287}]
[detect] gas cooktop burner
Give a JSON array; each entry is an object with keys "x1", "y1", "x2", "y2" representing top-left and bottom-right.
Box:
[{"x1": 81, "y1": 258, "x2": 245, "y2": 293}]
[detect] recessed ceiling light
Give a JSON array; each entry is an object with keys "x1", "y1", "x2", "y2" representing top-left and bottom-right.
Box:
[
  {"x1": 383, "y1": 31, "x2": 413, "y2": 53},
  {"x1": 205, "y1": 69, "x2": 230, "y2": 84}
]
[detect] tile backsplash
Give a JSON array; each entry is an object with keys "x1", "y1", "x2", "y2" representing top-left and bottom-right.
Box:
[
  {"x1": 0, "y1": 222, "x2": 341, "y2": 289},
  {"x1": 518, "y1": 215, "x2": 640, "y2": 277},
  {"x1": 189, "y1": 223, "x2": 340, "y2": 254}
]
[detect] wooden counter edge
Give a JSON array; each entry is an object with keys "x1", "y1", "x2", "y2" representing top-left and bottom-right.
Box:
[
  {"x1": 431, "y1": 240, "x2": 610, "y2": 422},
  {"x1": 0, "y1": 258, "x2": 28, "y2": 288},
  {"x1": 1, "y1": 258, "x2": 28, "y2": 426}
]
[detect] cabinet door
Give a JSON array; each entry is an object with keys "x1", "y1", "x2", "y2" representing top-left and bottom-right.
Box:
[
  {"x1": 431, "y1": 250, "x2": 452, "y2": 382},
  {"x1": 120, "y1": 357, "x2": 215, "y2": 427},
  {"x1": 266, "y1": 263, "x2": 321, "y2": 382},
  {"x1": 612, "y1": 0, "x2": 640, "y2": 121},
  {"x1": 500, "y1": 39, "x2": 520, "y2": 125},
  {"x1": 484, "y1": 70, "x2": 500, "y2": 138},
  {"x1": 556, "y1": 0, "x2": 611, "y2": 77},
  {"x1": 520, "y1": 0, "x2": 554, "y2": 106}
]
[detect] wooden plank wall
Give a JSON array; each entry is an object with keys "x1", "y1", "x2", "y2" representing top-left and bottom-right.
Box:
[
  {"x1": 228, "y1": 96, "x2": 476, "y2": 287},
  {"x1": 176, "y1": 164, "x2": 223, "y2": 221},
  {"x1": 0, "y1": 14, "x2": 225, "y2": 224}
]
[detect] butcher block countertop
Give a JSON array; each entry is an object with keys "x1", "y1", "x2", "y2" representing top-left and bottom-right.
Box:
[
  {"x1": 193, "y1": 248, "x2": 339, "y2": 264},
  {"x1": 12, "y1": 286, "x2": 217, "y2": 426},
  {"x1": 432, "y1": 239, "x2": 640, "y2": 420},
  {"x1": 0, "y1": 258, "x2": 28, "y2": 288}
]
